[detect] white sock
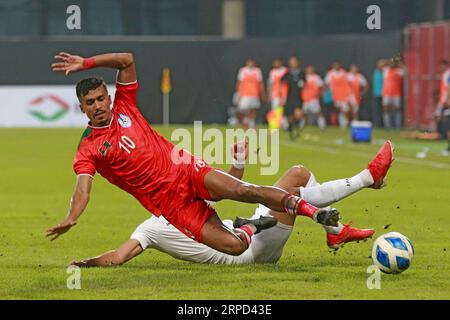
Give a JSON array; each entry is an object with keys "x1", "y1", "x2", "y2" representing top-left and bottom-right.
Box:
[
  {"x1": 299, "y1": 169, "x2": 374, "y2": 208},
  {"x1": 338, "y1": 113, "x2": 348, "y2": 128},
  {"x1": 299, "y1": 118, "x2": 306, "y2": 129},
  {"x1": 317, "y1": 116, "x2": 326, "y2": 130},
  {"x1": 300, "y1": 171, "x2": 373, "y2": 234},
  {"x1": 383, "y1": 112, "x2": 391, "y2": 129}
]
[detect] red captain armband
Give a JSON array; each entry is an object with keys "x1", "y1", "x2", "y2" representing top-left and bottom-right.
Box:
[{"x1": 82, "y1": 57, "x2": 96, "y2": 70}]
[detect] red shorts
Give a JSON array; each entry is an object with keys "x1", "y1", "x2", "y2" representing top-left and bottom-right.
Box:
[{"x1": 162, "y1": 158, "x2": 216, "y2": 243}]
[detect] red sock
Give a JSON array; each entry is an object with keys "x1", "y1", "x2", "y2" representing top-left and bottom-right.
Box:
[
  {"x1": 282, "y1": 195, "x2": 317, "y2": 218},
  {"x1": 297, "y1": 198, "x2": 318, "y2": 218},
  {"x1": 236, "y1": 225, "x2": 253, "y2": 246}
]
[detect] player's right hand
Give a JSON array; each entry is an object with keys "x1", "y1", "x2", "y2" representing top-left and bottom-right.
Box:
[
  {"x1": 231, "y1": 138, "x2": 249, "y2": 162},
  {"x1": 46, "y1": 220, "x2": 77, "y2": 241},
  {"x1": 51, "y1": 52, "x2": 84, "y2": 75}
]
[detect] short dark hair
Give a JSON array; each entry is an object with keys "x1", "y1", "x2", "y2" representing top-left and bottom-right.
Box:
[
  {"x1": 441, "y1": 59, "x2": 449, "y2": 66},
  {"x1": 76, "y1": 77, "x2": 107, "y2": 100}
]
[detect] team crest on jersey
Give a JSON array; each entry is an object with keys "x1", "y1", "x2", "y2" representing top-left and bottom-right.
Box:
[{"x1": 118, "y1": 113, "x2": 132, "y2": 128}]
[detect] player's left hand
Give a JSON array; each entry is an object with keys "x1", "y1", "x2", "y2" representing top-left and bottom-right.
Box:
[
  {"x1": 69, "y1": 259, "x2": 89, "y2": 268},
  {"x1": 46, "y1": 220, "x2": 77, "y2": 241},
  {"x1": 51, "y1": 52, "x2": 84, "y2": 75}
]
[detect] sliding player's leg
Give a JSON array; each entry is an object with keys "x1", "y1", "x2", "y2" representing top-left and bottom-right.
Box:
[
  {"x1": 238, "y1": 139, "x2": 393, "y2": 254},
  {"x1": 299, "y1": 169, "x2": 375, "y2": 249},
  {"x1": 300, "y1": 140, "x2": 393, "y2": 208},
  {"x1": 203, "y1": 170, "x2": 340, "y2": 228},
  {"x1": 247, "y1": 165, "x2": 372, "y2": 254},
  {"x1": 299, "y1": 141, "x2": 393, "y2": 248}
]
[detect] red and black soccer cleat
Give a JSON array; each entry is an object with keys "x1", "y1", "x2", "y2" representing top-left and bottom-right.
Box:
[
  {"x1": 327, "y1": 224, "x2": 375, "y2": 249},
  {"x1": 368, "y1": 140, "x2": 394, "y2": 189}
]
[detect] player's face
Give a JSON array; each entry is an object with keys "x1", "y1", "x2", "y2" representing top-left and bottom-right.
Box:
[
  {"x1": 79, "y1": 86, "x2": 112, "y2": 127},
  {"x1": 246, "y1": 59, "x2": 256, "y2": 67},
  {"x1": 288, "y1": 57, "x2": 299, "y2": 69},
  {"x1": 377, "y1": 60, "x2": 385, "y2": 69},
  {"x1": 272, "y1": 59, "x2": 282, "y2": 68}
]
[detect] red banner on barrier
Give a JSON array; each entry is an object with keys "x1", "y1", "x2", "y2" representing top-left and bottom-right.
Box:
[{"x1": 404, "y1": 22, "x2": 450, "y2": 130}]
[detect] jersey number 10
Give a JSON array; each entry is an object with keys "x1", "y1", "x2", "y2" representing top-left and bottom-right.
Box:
[{"x1": 118, "y1": 135, "x2": 136, "y2": 154}]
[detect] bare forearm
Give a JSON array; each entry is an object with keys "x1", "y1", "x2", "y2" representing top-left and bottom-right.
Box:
[
  {"x1": 228, "y1": 166, "x2": 244, "y2": 180},
  {"x1": 88, "y1": 53, "x2": 134, "y2": 71},
  {"x1": 75, "y1": 240, "x2": 143, "y2": 267},
  {"x1": 66, "y1": 191, "x2": 89, "y2": 223},
  {"x1": 82, "y1": 250, "x2": 121, "y2": 267}
]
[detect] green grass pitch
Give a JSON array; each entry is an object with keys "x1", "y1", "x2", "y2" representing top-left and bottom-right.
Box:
[{"x1": 0, "y1": 125, "x2": 449, "y2": 299}]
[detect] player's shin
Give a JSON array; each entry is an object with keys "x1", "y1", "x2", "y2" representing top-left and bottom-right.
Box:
[{"x1": 299, "y1": 170, "x2": 374, "y2": 207}]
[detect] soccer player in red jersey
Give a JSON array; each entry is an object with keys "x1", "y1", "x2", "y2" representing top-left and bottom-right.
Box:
[{"x1": 46, "y1": 52, "x2": 393, "y2": 256}]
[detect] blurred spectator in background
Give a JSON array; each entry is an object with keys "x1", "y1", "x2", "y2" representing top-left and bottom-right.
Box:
[
  {"x1": 227, "y1": 92, "x2": 240, "y2": 126},
  {"x1": 281, "y1": 56, "x2": 305, "y2": 139},
  {"x1": 325, "y1": 62, "x2": 352, "y2": 128},
  {"x1": 434, "y1": 59, "x2": 450, "y2": 151},
  {"x1": 322, "y1": 65, "x2": 336, "y2": 125},
  {"x1": 382, "y1": 58, "x2": 404, "y2": 130},
  {"x1": 433, "y1": 89, "x2": 446, "y2": 139},
  {"x1": 301, "y1": 65, "x2": 326, "y2": 130},
  {"x1": 347, "y1": 64, "x2": 368, "y2": 121},
  {"x1": 372, "y1": 59, "x2": 386, "y2": 128},
  {"x1": 267, "y1": 58, "x2": 288, "y2": 111},
  {"x1": 235, "y1": 58, "x2": 266, "y2": 129}
]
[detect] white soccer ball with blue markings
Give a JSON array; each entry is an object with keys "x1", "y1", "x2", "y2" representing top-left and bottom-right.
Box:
[{"x1": 371, "y1": 232, "x2": 414, "y2": 274}]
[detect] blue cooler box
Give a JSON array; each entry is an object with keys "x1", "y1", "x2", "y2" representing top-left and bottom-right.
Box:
[{"x1": 351, "y1": 121, "x2": 372, "y2": 142}]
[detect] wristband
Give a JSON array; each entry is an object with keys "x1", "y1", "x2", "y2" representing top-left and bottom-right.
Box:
[
  {"x1": 232, "y1": 158, "x2": 245, "y2": 169},
  {"x1": 83, "y1": 57, "x2": 96, "y2": 70}
]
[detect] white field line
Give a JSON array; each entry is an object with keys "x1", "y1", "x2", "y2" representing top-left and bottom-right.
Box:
[{"x1": 280, "y1": 139, "x2": 450, "y2": 170}]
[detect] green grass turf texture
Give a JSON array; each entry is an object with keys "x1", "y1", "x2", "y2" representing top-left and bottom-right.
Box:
[{"x1": 0, "y1": 125, "x2": 449, "y2": 299}]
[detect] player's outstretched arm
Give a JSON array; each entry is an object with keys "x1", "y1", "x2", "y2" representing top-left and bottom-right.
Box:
[
  {"x1": 70, "y1": 240, "x2": 143, "y2": 268},
  {"x1": 52, "y1": 52, "x2": 136, "y2": 84},
  {"x1": 46, "y1": 175, "x2": 92, "y2": 241}
]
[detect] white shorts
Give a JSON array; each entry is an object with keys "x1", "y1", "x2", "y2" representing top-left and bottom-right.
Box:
[
  {"x1": 335, "y1": 100, "x2": 357, "y2": 114},
  {"x1": 382, "y1": 96, "x2": 401, "y2": 109},
  {"x1": 302, "y1": 99, "x2": 321, "y2": 114},
  {"x1": 130, "y1": 206, "x2": 292, "y2": 265},
  {"x1": 238, "y1": 97, "x2": 260, "y2": 111}
]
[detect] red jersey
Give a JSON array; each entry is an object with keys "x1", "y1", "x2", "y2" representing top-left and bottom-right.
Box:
[{"x1": 74, "y1": 81, "x2": 210, "y2": 222}]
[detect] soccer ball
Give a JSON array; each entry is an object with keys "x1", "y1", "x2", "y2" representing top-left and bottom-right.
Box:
[{"x1": 371, "y1": 232, "x2": 414, "y2": 274}]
